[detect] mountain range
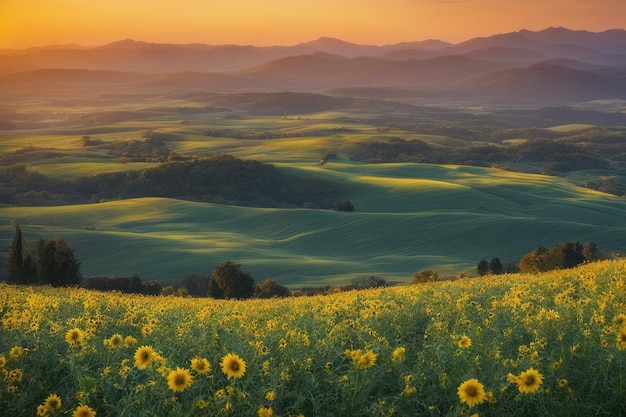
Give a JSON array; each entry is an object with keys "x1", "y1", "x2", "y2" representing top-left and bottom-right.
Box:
[{"x1": 2, "y1": 27, "x2": 626, "y2": 106}]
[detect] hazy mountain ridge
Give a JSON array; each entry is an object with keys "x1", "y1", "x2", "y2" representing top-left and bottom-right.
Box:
[{"x1": 2, "y1": 27, "x2": 626, "y2": 105}]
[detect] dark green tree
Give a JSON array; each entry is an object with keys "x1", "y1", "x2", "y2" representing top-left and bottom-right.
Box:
[
  {"x1": 412, "y1": 269, "x2": 438, "y2": 284},
  {"x1": 333, "y1": 200, "x2": 355, "y2": 212},
  {"x1": 6, "y1": 222, "x2": 26, "y2": 284},
  {"x1": 477, "y1": 259, "x2": 489, "y2": 276},
  {"x1": 489, "y1": 257, "x2": 504, "y2": 275},
  {"x1": 36, "y1": 237, "x2": 81, "y2": 287},
  {"x1": 208, "y1": 261, "x2": 255, "y2": 299},
  {"x1": 254, "y1": 279, "x2": 290, "y2": 298}
]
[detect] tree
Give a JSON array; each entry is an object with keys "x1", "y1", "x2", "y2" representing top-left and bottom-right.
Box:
[
  {"x1": 6, "y1": 222, "x2": 26, "y2": 284},
  {"x1": 489, "y1": 257, "x2": 504, "y2": 275},
  {"x1": 208, "y1": 261, "x2": 255, "y2": 299},
  {"x1": 412, "y1": 269, "x2": 438, "y2": 284},
  {"x1": 477, "y1": 259, "x2": 489, "y2": 276},
  {"x1": 333, "y1": 200, "x2": 355, "y2": 212},
  {"x1": 36, "y1": 237, "x2": 81, "y2": 287},
  {"x1": 254, "y1": 279, "x2": 290, "y2": 298}
]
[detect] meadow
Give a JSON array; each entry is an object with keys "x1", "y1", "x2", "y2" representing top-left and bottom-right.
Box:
[
  {"x1": 3, "y1": 103, "x2": 626, "y2": 285},
  {"x1": 1, "y1": 258, "x2": 625, "y2": 416}
]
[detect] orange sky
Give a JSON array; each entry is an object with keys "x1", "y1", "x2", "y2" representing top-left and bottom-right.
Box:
[{"x1": 2, "y1": 0, "x2": 626, "y2": 48}]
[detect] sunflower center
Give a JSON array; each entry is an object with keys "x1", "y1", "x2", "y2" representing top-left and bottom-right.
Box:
[
  {"x1": 175, "y1": 375, "x2": 186, "y2": 385},
  {"x1": 525, "y1": 376, "x2": 535, "y2": 386},
  {"x1": 230, "y1": 362, "x2": 239, "y2": 371},
  {"x1": 466, "y1": 386, "x2": 478, "y2": 396},
  {"x1": 141, "y1": 352, "x2": 149, "y2": 360}
]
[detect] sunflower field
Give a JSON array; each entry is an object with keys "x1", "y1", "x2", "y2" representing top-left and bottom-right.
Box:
[{"x1": 1, "y1": 259, "x2": 625, "y2": 417}]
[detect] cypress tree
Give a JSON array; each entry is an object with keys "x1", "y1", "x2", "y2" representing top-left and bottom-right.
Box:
[{"x1": 6, "y1": 222, "x2": 25, "y2": 284}]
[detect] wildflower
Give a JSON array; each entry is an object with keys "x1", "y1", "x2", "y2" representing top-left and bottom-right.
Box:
[
  {"x1": 10, "y1": 346, "x2": 27, "y2": 359},
  {"x1": 134, "y1": 345, "x2": 157, "y2": 369},
  {"x1": 617, "y1": 327, "x2": 626, "y2": 350},
  {"x1": 403, "y1": 385, "x2": 416, "y2": 395},
  {"x1": 108, "y1": 334, "x2": 122, "y2": 348},
  {"x1": 458, "y1": 335, "x2": 472, "y2": 349},
  {"x1": 558, "y1": 379, "x2": 568, "y2": 388},
  {"x1": 0, "y1": 354, "x2": 6, "y2": 368},
  {"x1": 124, "y1": 336, "x2": 137, "y2": 347},
  {"x1": 257, "y1": 406, "x2": 273, "y2": 417},
  {"x1": 191, "y1": 357, "x2": 211, "y2": 374},
  {"x1": 457, "y1": 378, "x2": 487, "y2": 407},
  {"x1": 65, "y1": 328, "x2": 85, "y2": 346},
  {"x1": 37, "y1": 404, "x2": 47, "y2": 416},
  {"x1": 72, "y1": 405, "x2": 96, "y2": 417},
  {"x1": 392, "y1": 347, "x2": 406, "y2": 361},
  {"x1": 43, "y1": 393, "x2": 62, "y2": 412},
  {"x1": 358, "y1": 350, "x2": 377, "y2": 369},
  {"x1": 516, "y1": 368, "x2": 544, "y2": 394},
  {"x1": 167, "y1": 367, "x2": 193, "y2": 392},
  {"x1": 220, "y1": 353, "x2": 246, "y2": 379}
]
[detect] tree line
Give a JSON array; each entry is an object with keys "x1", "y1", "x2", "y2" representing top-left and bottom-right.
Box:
[
  {"x1": 1, "y1": 154, "x2": 343, "y2": 208},
  {"x1": 4, "y1": 223, "x2": 611, "y2": 298}
]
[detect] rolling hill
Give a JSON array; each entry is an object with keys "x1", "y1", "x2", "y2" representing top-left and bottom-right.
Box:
[{"x1": 3, "y1": 163, "x2": 626, "y2": 285}]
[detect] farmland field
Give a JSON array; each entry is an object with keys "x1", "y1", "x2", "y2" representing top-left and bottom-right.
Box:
[
  {"x1": 1, "y1": 259, "x2": 625, "y2": 416},
  {"x1": 3, "y1": 103, "x2": 626, "y2": 285}
]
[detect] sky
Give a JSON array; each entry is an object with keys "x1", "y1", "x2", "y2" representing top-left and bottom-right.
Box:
[{"x1": 2, "y1": 0, "x2": 626, "y2": 49}]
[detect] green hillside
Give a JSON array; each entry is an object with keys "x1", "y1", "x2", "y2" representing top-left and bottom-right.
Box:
[{"x1": 2, "y1": 162, "x2": 625, "y2": 286}]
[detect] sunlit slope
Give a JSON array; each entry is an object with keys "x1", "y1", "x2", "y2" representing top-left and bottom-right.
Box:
[{"x1": 2, "y1": 163, "x2": 626, "y2": 286}]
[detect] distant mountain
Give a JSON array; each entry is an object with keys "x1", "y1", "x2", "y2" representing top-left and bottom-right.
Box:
[
  {"x1": 2, "y1": 27, "x2": 626, "y2": 106},
  {"x1": 459, "y1": 63, "x2": 626, "y2": 103}
]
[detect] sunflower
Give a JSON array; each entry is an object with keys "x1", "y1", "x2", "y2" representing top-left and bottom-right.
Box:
[
  {"x1": 392, "y1": 347, "x2": 406, "y2": 362},
  {"x1": 65, "y1": 328, "x2": 85, "y2": 346},
  {"x1": 617, "y1": 326, "x2": 626, "y2": 350},
  {"x1": 167, "y1": 367, "x2": 194, "y2": 392},
  {"x1": 134, "y1": 345, "x2": 157, "y2": 369},
  {"x1": 191, "y1": 357, "x2": 211, "y2": 374},
  {"x1": 108, "y1": 334, "x2": 122, "y2": 348},
  {"x1": 457, "y1": 378, "x2": 487, "y2": 407},
  {"x1": 516, "y1": 368, "x2": 544, "y2": 394},
  {"x1": 458, "y1": 335, "x2": 472, "y2": 349},
  {"x1": 43, "y1": 393, "x2": 62, "y2": 412},
  {"x1": 72, "y1": 405, "x2": 96, "y2": 417},
  {"x1": 358, "y1": 350, "x2": 377, "y2": 369},
  {"x1": 257, "y1": 406, "x2": 274, "y2": 417},
  {"x1": 220, "y1": 353, "x2": 246, "y2": 379}
]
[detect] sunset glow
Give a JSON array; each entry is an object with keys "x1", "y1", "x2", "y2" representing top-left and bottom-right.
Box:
[{"x1": 2, "y1": 0, "x2": 626, "y2": 48}]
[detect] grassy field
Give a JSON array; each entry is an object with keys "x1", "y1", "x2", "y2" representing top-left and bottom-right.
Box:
[
  {"x1": 2, "y1": 106, "x2": 626, "y2": 285},
  {"x1": 2, "y1": 160, "x2": 626, "y2": 285},
  {"x1": 1, "y1": 259, "x2": 624, "y2": 416}
]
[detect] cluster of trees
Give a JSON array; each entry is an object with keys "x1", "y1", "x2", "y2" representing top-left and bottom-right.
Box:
[
  {"x1": 202, "y1": 128, "x2": 303, "y2": 140},
  {"x1": 82, "y1": 274, "x2": 162, "y2": 295},
  {"x1": 518, "y1": 241, "x2": 600, "y2": 273},
  {"x1": 475, "y1": 241, "x2": 600, "y2": 277},
  {"x1": 6, "y1": 223, "x2": 81, "y2": 286},
  {"x1": 1, "y1": 154, "x2": 344, "y2": 208}
]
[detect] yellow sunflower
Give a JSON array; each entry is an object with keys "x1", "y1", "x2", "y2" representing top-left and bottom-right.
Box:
[
  {"x1": 191, "y1": 357, "x2": 211, "y2": 374},
  {"x1": 220, "y1": 353, "x2": 247, "y2": 379},
  {"x1": 257, "y1": 406, "x2": 274, "y2": 417},
  {"x1": 108, "y1": 334, "x2": 122, "y2": 348},
  {"x1": 458, "y1": 335, "x2": 472, "y2": 349},
  {"x1": 43, "y1": 393, "x2": 62, "y2": 412},
  {"x1": 392, "y1": 347, "x2": 406, "y2": 362},
  {"x1": 358, "y1": 350, "x2": 377, "y2": 369},
  {"x1": 457, "y1": 378, "x2": 487, "y2": 407},
  {"x1": 516, "y1": 368, "x2": 544, "y2": 394},
  {"x1": 134, "y1": 345, "x2": 157, "y2": 369},
  {"x1": 72, "y1": 405, "x2": 96, "y2": 417},
  {"x1": 617, "y1": 326, "x2": 626, "y2": 350},
  {"x1": 65, "y1": 328, "x2": 85, "y2": 346},
  {"x1": 167, "y1": 367, "x2": 194, "y2": 392}
]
